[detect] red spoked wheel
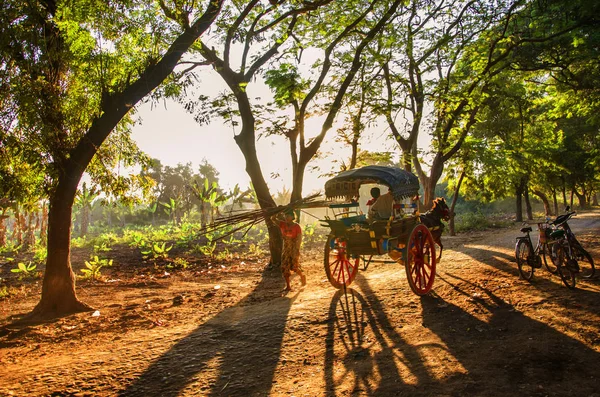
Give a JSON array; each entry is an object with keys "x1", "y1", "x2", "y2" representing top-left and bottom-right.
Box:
[
  {"x1": 324, "y1": 236, "x2": 359, "y2": 289},
  {"x1": 405, "y1": 224, "x2": 437, "y2": 295}
]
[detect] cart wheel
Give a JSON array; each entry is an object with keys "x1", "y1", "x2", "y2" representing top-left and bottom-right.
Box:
[
  {"x1": 324, "y1": 237, "x2": 359, "y2": 289},
  {"x1": 405, "y1": 224, "x2": 436, "y2": 295}
]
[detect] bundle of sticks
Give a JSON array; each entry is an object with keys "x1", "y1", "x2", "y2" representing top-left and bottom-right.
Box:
[{"x1": 196, "y1": 193, "x2": 329, "y2": 241}]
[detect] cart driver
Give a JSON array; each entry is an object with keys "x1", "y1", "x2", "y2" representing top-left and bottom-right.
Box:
[{"x1": 368, "y1": 188, "x2": 394, "y2": 221}]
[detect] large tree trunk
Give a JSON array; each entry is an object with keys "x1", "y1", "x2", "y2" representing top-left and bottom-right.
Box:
[
  {"x1": 593, "y1": 192, "x2": 598, "y2": 206},
  {"x1": 448, "y1": 169, "x2": 465, "y2": 236},
  {"x1": 31, "y1": 183, "x2": 92, "y2": 317},
  {"x1": 532, "y1": 190, "x2": 552, "y2": 216},
  {"x1": 234, "y1": 117, "x2": 282, "y2": 264}
]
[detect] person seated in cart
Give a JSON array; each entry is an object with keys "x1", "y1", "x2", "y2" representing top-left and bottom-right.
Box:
[
  {"x1": 368, "y1": 187, "x2": 394, "y2": 221},
  {"x1": 366, "y1": 187, "x2": 380, "y2": 207},
  {"x1": 275, "y1": 209, "x2": 307, "y2": 292}
]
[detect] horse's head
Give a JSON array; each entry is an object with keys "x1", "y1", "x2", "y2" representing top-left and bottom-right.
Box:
[{"x1": 432, "y1": 197, "x2": 452, "y2": 221}]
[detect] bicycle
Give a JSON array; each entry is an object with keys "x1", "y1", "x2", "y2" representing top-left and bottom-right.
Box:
[
  {"x1": 548, "y1": 227, "x2": 579, "y2": 289},
  {"x1": 515, "y1": 222, "x2": 559, "y2": 281},
  {"x1": 550, "y1": 207, "x2": 595, "y2": 279}
]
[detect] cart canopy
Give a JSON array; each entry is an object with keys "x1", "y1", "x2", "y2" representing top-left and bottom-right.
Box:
[{"x1": 324, "y1": 165, "x2": 419, "y2": 201}]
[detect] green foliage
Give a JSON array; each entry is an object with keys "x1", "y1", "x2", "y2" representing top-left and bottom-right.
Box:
[
  {"x1": 124, "y1": 230, "x2": 147, "y2": 248},
  {"x1": 168, "y1": 257, "x2": 189, "y2": 270},
  {"x1": 33, "y1": 246, "x2": 48, "y2": 264},
  {"x1": 0, "y1": 286, "x2": 8, "y2": 299},
  {"x1": 198, "y1": 239, "x2": 217, "y2": 258},
  {"x1": 11, "y1": 262, "x2": 37, "y2": 278},
  {"x1": 248, "y1": 243, "x2": 264, "y2": 256},
  {"x1": 264, "y1": 63, "x2": 309, "y2": 107},
  {"x1": 81, "y1": 256, "x2": 113, "y2": 280},
  {"x1": 141, "y1": 241, "x2": 173, "y2": 261}
]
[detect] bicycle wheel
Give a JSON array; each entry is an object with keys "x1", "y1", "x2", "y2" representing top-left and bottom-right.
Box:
[
  {"x1": 572, "y1": 245, "x2": 595, "y2": 279},
  {"x1": 515, "y1": 239, "x2": 534, "y2": 281},
  {"x1": 555, "y1": 243, "x2": 576, "y2": 289},
  {"x1": 541, "y1": 243, "x2": 558, "y2": 274}
]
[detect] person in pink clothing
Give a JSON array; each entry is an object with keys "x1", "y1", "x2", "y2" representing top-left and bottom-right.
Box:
[{"x1": 277, "y1": 209, "x2": 306, "y2": 291}]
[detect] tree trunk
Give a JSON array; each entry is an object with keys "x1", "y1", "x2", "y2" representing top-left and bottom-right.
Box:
[
  {"x1": 0, "y1": 212, "x2": 7, "y2": 248},
  {"x1": 515, "y1": 180, "x2": 524, "y2": 222},
  {"x1": 561, "y1": 178, "x2": 567, "y2": 207},
  {"x1": 593, "y1": 192, "x2": 598, "y2": 206},
  {"x1": 12, "y1": 205, "x2": 23, "y2": 247},
  {"x1": 448, "y1": 169, "x2": 465, "y2": 236},
  {"x1": 524, "y1": 184, "x2": 533, "y2": 221},
  {"x1": 532, "y1": 190, "x2": 552, "y2": 216},
  {"x1": 234, "y1": 117, "x2": 282, "y2": 264},
  {"x1": 31, "y1": 189, "x2": 93, "y2": 318},
  {"x1": 421, "y1": 155, "x2": 444, "y2": 209},
  {"x1": 551, "y1": 189, "x2": 558, "y2": 216},
  {"x1": 40, "y1": 204, "x2": 48, "y2": 246},
  {"x1": 573, "y1": 187, "x2": 587, "y2": 208},
  {"x1": 569, "y1": 190, "x2": 574, "y2": 208},
  {"x1": 23, "y1": 212, "x2": 37, "y2": 250}
]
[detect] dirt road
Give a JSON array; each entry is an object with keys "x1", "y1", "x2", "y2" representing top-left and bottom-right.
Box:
[{"x1": 1, "y1": 213, "x2": 600, "y2": 396}]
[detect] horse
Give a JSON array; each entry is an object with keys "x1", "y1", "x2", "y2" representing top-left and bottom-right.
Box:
[{"x1": 419, "y1": 197, "x2": 452, "y2": 261}]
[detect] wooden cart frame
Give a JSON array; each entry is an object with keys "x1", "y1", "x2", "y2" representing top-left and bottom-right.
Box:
[{"x1": 319, "y1": 166, "x2": 436, "y2": 296}]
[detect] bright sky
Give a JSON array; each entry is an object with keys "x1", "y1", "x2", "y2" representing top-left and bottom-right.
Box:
[
  {"x1": 130, "y1": 50, "x2": 433, "y2": 197},
  {"x1": 130, "y1": 74, "x2": 406, "y2": 197}
]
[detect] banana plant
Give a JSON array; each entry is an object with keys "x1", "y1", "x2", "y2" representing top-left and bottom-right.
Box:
[
  {"x1": 75, "y1": 182, "x2": 99, "y2": 238},
  {"x1": 160, "y1": 197, "x2": 180, "y2": 225},
  {"x1": 189, "y1": 179, "x2": 228, "y2": 226}
]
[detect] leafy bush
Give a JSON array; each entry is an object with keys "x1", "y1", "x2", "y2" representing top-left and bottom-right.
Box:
[
  {"x1": 33, "y1": 246, "x2": 47, "y2": 263},
  {"x1": 11, "y1": 262, "x2": 38, "y2": 279},
  {"x1": 453, "y1": 211, "x2": 512, "y2": 233},
  {"x1": 168, "y1": 257, "x2": 189, "y2": 269},
  {"x1": 141, "y1": 241, "x2": 173, "y2": 260},
  {"x1": 81, "y1": 255, "x2": 113, "y2": 280}
]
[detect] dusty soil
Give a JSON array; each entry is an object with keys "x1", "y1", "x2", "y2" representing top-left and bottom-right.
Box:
[{"x1": 1, "y1": 212, "x2": 600, "y2": 397}]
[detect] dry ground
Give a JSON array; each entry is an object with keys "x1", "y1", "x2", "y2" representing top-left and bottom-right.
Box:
[{"x1": 1, "y1": 212, "x2": 600, "y2": 397}]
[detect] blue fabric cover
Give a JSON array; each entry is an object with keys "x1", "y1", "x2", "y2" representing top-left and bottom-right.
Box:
[{"x1": 325, "y1": 165, "x2": 420, "y2": 201}]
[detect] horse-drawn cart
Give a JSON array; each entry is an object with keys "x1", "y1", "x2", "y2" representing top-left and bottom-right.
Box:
[{"x1": 319, "y1": 166, "x2": 436, "y2": 296}]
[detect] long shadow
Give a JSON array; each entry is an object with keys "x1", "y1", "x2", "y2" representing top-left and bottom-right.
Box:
[
  {"x1": 454, "y1": 244, "x2": 600, "y2": 318},
  {"x1": 324, "y1": 275, "x2": 450, "y2": 396},
  {"x1": 119, "y1": 268, "x2": 296, "y2": 396},
  {"x1": 420, "y1": 278, "x2": 600, "y2": 395},
  {"x1": 455, "y1": 244, "x2": 518, "y2": 276}
]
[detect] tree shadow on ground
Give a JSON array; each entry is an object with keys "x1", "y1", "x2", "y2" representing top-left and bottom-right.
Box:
[
  {"x1": 453, "y1": 244, "x2": 600, "y2": 314},
  {"x1": 118, "y1": 268, "x2": 297, "y2": 397},
  {"x1": 323, "y1": 275, "x2": 450, "y2": 396},
  {"x1": 420, "y1": 277, "x2": 600, "y2": 396}
]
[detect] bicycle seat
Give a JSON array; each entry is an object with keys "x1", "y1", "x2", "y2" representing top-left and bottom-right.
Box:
[{"x1": 520, "y1": 226, "x2": 532, "y2": 233}]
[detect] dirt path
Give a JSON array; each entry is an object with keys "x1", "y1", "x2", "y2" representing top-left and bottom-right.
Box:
[{"x1": 1, "y1": 213, "x2": 600, "y2": 396}]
